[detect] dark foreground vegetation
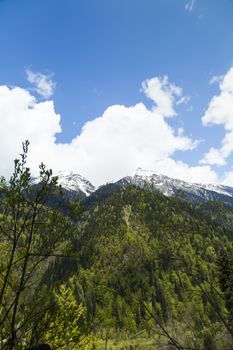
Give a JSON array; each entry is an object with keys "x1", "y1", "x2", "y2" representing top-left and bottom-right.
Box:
[{"x1": 0, "y1": 142, "x2": 233, "y2": 350}]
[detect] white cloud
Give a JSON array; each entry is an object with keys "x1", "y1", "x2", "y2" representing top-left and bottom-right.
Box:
[
  {"x1": 152, "y1": 158, "x2": 218, "y2": 184},
  {"x1": 176, "y1": 95, "x2": 190, "y2": 106},
  {"x1": 26, "y1": 69, "x2": 56, "y2": 98},
  {"x1": 222, "y1": 171, "x2": 233, "y2": 186},
  {"x1": 0, "y1": 75, "x2": 217, "y2": 186},
  {"x1": 142, "y1": 76, "x2": 182, "y2": 117},
  {"x1": 200, "y1": 147, "x2": 226, "y2": 166},
  {"x1": 201, "y1": 67, "x2": 233, "y2": 166},
  {"x1": 185, "y1": 0, "x2": 195, "y2": 12},
  {"x1": 0, "y1": 85, "x2": 61, "y2": 176}
]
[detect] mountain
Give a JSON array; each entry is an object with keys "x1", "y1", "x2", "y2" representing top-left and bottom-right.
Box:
[
  {"x1": 84, "y1": 168, "x2": 233, "y2": 209},
  {"x1": 55, "y1": 171, "x2": 95, "y2": 197},
  {"x1": 52, "y1": 186, "x2": 233, "y2": 348},
  {"x1": 3, "y1": 163, "x2": 233, "y2": 349},
  {"x1": 32, "y1": 168, "x2": 233, "y2": 208},
  {"x1": 114, "y1": 168, "x2": 233, "y2": 207},
  {"x1": 32, "y1": 171, "x2": 95, "y2": 200}
]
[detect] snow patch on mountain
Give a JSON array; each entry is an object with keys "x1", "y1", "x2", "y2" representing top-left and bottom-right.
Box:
[
  {"x1": 31, "y1": 167, "x2": 233, "y2": 206},
  {"x1": 133, "y1": 168, "x2": 233, "y2": 197},
  {"x1": 32, "y1": 171, "x2": 95, "y2": 197},
  {"x1": 126, "y1": 168, "x2": 233, "y2": 204},
  {"x1": 55, "y1": 171, "x2": 95, "y2": 196}
]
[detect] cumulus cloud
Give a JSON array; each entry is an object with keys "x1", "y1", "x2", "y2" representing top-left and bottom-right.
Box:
[
  {"x1": 142, "y1": 76, "x2": 182, "y2": 117},
  {"x1": 26, "y1": 69, "x2": 56, "y2": 98},
  {"x1": 185, "y1": 0, "x2": 195, "y2": 12},
  {"x1": 0, "y1": 75, "x2": 217, "y2": 186},
  {"x1": 0, "y1": 85, "x2": 61, "y2": 176},
  {"x1": 222, "y1": 170, "x2": 233, "y2": 186},
  {"x1": 200, "y1": 147, "x2": 226, "y2": 166},
  {"x1": 201, "y1": 67, "x2": 233, "y2": 166}
]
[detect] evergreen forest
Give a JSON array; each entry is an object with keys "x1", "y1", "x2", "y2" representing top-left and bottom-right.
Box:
[{"x1": 0, "y1": 143, "x2": 233, "y2": 350}]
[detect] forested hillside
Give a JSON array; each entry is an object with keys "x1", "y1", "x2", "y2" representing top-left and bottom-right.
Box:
[
  {"x1": 50, "y1": 186, "x2": 233, "y2": 349},
  {"x1": 1, "y1": 147, "x2": 233, "y2": 349}
]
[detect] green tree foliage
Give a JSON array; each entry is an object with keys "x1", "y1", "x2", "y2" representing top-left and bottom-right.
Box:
[
  {"x1": 217, "y1": 253, "x2": 233, "y2": 337},
  {"x1": 44, "y1": 278, "x2": 96, "y2": 350},
  {"x1": 63, "y1": 186, "x2": 233, "y2": 349},
  {"x1": 1, "y1": 142, "x2": 233, "y2": 350},
  {"x1": 0, "y1": 142, "x2": 93, "y2": 350}
]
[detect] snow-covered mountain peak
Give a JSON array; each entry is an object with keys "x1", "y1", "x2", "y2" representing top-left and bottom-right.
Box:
[
  {"x1": 55, "y1": 172, "x2": 95, "y2": 196},
  {"x1": 32, "y1": 171, "x2": 95, "y2": 197},
  {"x1": 133, "y1": 168, "x2": 189, "y2": 188},
  {"x1": 117, "y1": 168, "x2": 233, "y2": 206},
  {"x1": 31, "y1": 167, "x2": 233, "y2": 207},
  {"x1": 133, "y1": 168, "x2": 187, "y2": 184}
]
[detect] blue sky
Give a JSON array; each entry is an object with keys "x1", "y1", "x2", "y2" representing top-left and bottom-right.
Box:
[{"x1": 1, "y1": 0, "x2": 233, "y2": 185}]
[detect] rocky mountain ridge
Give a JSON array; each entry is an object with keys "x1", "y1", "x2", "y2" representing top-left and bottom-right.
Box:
[{"x1": 33, "y1": 169, "x2": 233, "y2": 207}]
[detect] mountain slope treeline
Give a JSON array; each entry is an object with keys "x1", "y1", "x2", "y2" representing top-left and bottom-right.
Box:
[
  {"x1": 1, "y1": 143, "x2": 233, "y2": 350},
  {"x1": 49, "y1": 186, "x2": 233, "y2": 349}
]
